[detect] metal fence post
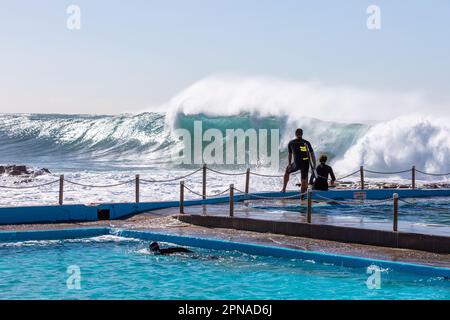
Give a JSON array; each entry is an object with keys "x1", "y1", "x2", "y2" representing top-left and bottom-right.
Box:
[
  {"x1": 180, "y1": 181, "x2": 185, "y2": 214},
  {"x1": 59, "y1": 175, "x2": 64, "y2": 206},
  {"x1": 135, "y1": 174, "x2": 140, "y2": 203},
  {"x1": 245, "y1": 168, "x2": 250, "y2": 194},
  {"x1": 412, "y1": 166, "x2": 416, "y2": 189},
  {"x1": 393, "y1": 193, "x2": 399, "y2": 232},
  {"x1": 360, "y1": 166, "x2": 365, "y2": 190},
  {"x1": 202, "y1": 164, "x2": 207, "y2": 200},
  {"x1": 229, "y1": 184, "x2": 234, "y2": 217},
  {"x1": 307, "y1": 189, "x2": 312, "y2": 223}
]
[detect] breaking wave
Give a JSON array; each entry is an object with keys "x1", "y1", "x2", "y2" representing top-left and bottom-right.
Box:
[{"x1": 0, "y1": 76, "x2": 449, "y2": 176}]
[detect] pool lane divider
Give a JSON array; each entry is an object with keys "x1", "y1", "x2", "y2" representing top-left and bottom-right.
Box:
[
  {"x1": 0, "y1": 188, "x2": 449, "y2": 225},
  {"x1": 0, "y1": 227, "x2": 449, "y2": 278}
]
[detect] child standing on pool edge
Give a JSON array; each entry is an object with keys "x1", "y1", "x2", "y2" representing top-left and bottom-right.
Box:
[{"x1": 310, "y1": 154, "x2": 336, "y2": 191}]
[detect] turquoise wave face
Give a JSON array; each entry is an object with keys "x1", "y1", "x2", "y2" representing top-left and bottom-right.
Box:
[
  {"x1": 0, "y1": 236, "x2": 449, "y2": 300},
  {"x1": 0, "y1": 113, "x2": 169, "y2": 169},
  {"x1": 174, "y1": 112, "x2": 367, "y2": 160}
]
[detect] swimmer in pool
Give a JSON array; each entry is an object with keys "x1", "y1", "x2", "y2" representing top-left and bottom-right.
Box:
[{"x1": 149, "y1": 241, "x2": 193, "y2": 255}]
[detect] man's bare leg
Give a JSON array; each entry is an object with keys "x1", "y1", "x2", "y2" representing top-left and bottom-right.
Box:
[
  {"x1": 281, "y1": 169, "x2": 290, "y2": 192},
  {"x1": 300, "y1": 178, "x2": 308, "y2": 199}
]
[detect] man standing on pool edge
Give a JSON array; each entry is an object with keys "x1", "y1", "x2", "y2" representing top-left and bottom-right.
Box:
[{"x1": 281, "y1": 128, "x2": 316, "y2": 198}]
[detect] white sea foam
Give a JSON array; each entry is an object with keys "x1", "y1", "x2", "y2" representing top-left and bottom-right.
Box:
[
  {"x1": 66, "y1": 235, "x2": 140, "y2": 243},
  {"x1": 0, "y1": 235, "x2": 140, "y2": 247},
  {"x1": 0, "y1": 239, "x2": 62, "y2": 247},
  {"x1": 335, "y1": 115, "x2": 450, "y2": 174},
  {"x1": 163, "y1": 74, "x2": 448, "y2": 125}
]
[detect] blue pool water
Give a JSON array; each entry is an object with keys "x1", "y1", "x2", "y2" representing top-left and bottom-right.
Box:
[{"x1": 0, "y1": 235, "x2": 449, "y2": 300}]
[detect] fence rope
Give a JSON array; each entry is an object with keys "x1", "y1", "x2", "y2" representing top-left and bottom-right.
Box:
[
  {"x1": 250, "y1": 171, "x2": 284, "y2": 178},
  {"x1": 206, "y1": 167, "x2": 247, "y2": 176},
  {"x1": 251, "y1": 170, "x2": 306, "y2": 178},
  {"x1": 335, "y1": 169, "x2": 360, "y2": 181},
  {"x1": 208, "y1": 187, "x2": 232, "y2": 197},
  {"x1": 182, "y1": 184, "x2": 204, "y2": 197},
  {"x1": 140, "y1": 168, "x2": 203, "y2": 183},
  {"x1": 183, "y1": 184, "x2": 231, "y2": 198},
  {"x1": 0, "y1": 179, "x2": 60, "y2": 190},
  {"x1": 1, "y1": 165, "x2": 448, "y2": 192},
  {"x1": 364, "y1": 168, "x2": 412, "y2": 175},
  {"x1": 64, "y1": 179, "x2": 134, "y2": 188},
  {"x1": 416, "y1": 170, "x2": 450, "y2": 177}
]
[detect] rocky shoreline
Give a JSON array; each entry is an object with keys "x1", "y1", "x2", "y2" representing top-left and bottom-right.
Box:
[{"x1": 0, "y1": 165, "x2": 51, "y2": 177}]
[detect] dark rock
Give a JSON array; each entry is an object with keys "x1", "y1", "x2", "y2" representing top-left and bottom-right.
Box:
[
  {"x1": 9, "y1": 170, "x2": 24, "y2": 176},
  {"x1": 0, "y1": 165, "x2": 51, "y2": 177},
  {"x1": 32, "y1": 168, "x2": 51, "y2": 177}
]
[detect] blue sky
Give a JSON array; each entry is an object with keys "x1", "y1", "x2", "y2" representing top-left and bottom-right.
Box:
[{"x1": 1, "y1": 0, "x2": 449, "y2": 114}]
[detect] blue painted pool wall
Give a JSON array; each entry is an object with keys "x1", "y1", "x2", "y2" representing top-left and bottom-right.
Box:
[{"x1": 0, "y1": 227, "x2": 109, "y2": 242}]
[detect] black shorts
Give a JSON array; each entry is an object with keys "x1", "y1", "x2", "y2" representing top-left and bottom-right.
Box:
[{"x1": 286, "y1": 161, "x2": 309, "y2": 180}]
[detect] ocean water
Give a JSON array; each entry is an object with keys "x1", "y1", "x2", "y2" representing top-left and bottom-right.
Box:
[
  {"x1": 0, "y1": 112, "x2": 448, "y2": 207},
  {"x1": 0, "y1": 236, "x2": 449, "y2": 300}
]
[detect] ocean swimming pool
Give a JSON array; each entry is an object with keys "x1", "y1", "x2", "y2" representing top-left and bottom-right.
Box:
[
  {"x1": 0, "y1": 229, "x2": 449, "y2": 300},
  {"x1": 246, "y1": 196, "x2": 450, "y2": 236}
]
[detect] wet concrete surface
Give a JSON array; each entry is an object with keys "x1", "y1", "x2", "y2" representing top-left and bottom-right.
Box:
[{"x1": 0, "y1": 206, "x2": 449, "y2": 268}]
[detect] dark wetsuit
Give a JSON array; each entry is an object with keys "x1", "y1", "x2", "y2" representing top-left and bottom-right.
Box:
[
  {"x1": 150, "y1": 242, "x2": 193, "y2": 255},
  {"x1": 312, "y1": 163, "x2": 335, "y2": 191},
  {"x1": 286, "y1": 138, "x2": 314, "y2": 180},
  {"x1": 157, "y1": 247, "x2": 193, "y2": 255}
]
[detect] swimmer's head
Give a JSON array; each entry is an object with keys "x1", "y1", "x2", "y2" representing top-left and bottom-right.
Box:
[{"x1": 149, "y1": 242, "x2": 160, "y2": 252}]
